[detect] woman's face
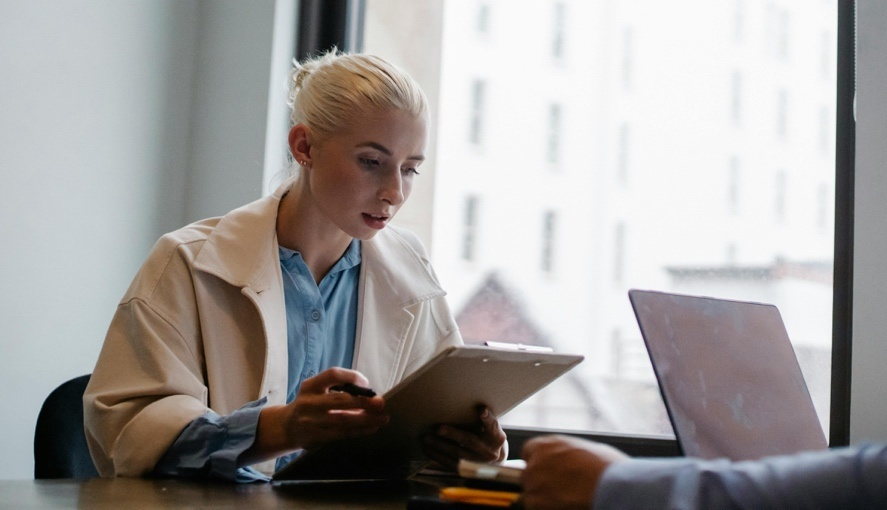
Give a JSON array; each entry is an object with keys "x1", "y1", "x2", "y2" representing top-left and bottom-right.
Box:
[{"x1": 304, "y1": 108, "x2": 428, "y2": 240}]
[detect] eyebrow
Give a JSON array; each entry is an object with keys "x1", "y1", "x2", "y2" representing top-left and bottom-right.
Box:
[{"x1": 356, "y1": 141, "x2": 425, "y2": 162}]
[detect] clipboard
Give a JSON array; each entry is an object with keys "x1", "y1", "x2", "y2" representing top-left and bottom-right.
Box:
[{"x1": 273, "y1": 345, "x2": 583, "y2": 482}]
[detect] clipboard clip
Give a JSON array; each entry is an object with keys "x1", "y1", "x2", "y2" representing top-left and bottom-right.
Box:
[{"x1": 484, "y1": 341, "x2": 554, "y2": 353}]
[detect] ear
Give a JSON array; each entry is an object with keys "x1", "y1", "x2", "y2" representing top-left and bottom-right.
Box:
[{"x1": 288, "y1": 124, "x2": 313, "y2": 166}]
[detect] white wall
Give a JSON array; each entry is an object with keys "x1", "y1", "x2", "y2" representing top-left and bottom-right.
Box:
[
  {"x1": 0, "y1": 0, "x2": 287, "y2": 480},
  {"x1": 851, "y1": 0, "x2": 887, "y2": 444}
]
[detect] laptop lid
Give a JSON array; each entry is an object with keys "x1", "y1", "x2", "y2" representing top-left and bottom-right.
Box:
[{"x1": 628, "y1": 289, "x2": 827, "y2": 461}]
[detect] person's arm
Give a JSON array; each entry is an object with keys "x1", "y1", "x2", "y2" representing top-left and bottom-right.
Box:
[
  {"x1": 153, "y1": 399, "x2": 270, "y2": 482},
  {"x1": 521, "y1": 435, "x2": 887, "y2": 510},
  {"x1": 240, "y1": 367, "x2": 389, "y2": 466},
  {"x1": 593, "y1": 443, "x2": 887, "y2": 510},
  {"x1": 520, "y1": 435, "x2": 629, "y2": 509},
  {"x1": 154, "y1": 367, "x2": 389, "y2": 481}
]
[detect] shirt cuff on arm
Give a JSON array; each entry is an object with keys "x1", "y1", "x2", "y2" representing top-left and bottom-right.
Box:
[{"x1": 154, "y1": 397, "x2": 271, "y2": 483}]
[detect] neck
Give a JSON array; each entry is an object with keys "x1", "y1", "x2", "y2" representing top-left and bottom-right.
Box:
[{"x1": 276, "y1": 179, "x2": 352, "y2": 284}]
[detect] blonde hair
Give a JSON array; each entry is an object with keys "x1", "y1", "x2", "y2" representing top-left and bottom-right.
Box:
[{"x1": 287, "y1": 51, "x2": 428, "y2": 141}]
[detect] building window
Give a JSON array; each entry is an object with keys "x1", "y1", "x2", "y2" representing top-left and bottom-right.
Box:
[
  {"x1": 552, "y1": 2, "x2": 565, "y2": 59},
  {"x1": 775, "y1": 170, "x2": 787, "y2": 222},
  {"x1": 541, "y1": 210, "x2": 557, "y2": 273},
  {"x1": 462, "y1": 195, "x2": 479, "y2": 261},
  {"x1": 728, "y1": 156, "x2": 740, "y2": 214},
  {"x1": 731, "y1": 71, "x2": 743, "y2": 126},
  {"x1": 818, "y1": 183, "x2": 829, "y2": 231},
  {"x1": 726, "y1": 243, "x2": 738, "y2": 264},
  {"x1": 477, "y1": 2, "x2": 490, "y2": 35},
  {"x1": 777, "y1": 88, "x2": 788, "y2": 139},
  {"x1": 778, "y1": 9, "x2": 790, "y2": 60},
  {"x1": 547, "y1": 103, "x2": 562, "y2": 164},
  {"x1": 622, "y1": 27, "x2": 633, "y2": 91},
  {"x1": 821, "y1": 30, "x2": 831, "y2": 80},
  {"x1": 617, "y1": 124, "x2": 630, "y2": 184},
  {"x1": 610, "y1": 329, "x2": 624, "y2": 378},
  {"x1": 613, "y1": 222, "x2": 626, "y2": 283},
  {"x1": 469, "y1": 80, "x2": 486, "y2": 145},
  {"x1": 733, "y1": 0, "x2": 744, "y2": 43}
]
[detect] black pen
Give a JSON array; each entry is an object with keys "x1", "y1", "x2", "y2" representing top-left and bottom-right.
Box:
[{"x1": 330, "y1": 382, "x2": 377, "y2": 397}]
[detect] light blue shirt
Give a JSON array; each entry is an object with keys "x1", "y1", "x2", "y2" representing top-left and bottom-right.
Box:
[
  {"x1": 155, "y1": 240, "x2": 362, "y2": 482},
  {"x1": 593, "y1": 443, "x2": 887, "y2": 509}
]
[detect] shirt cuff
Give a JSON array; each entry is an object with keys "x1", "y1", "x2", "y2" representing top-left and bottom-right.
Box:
[{"x1": 154, "y1": 397, "x2": 271, "y2": 482}]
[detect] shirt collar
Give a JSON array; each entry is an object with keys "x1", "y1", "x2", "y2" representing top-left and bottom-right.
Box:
[{"x1": 278, "y1": 238, "x2": 362, "y2": 277}]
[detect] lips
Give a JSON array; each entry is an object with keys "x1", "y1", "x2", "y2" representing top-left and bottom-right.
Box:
[{"x1": 362, "y1": 213, "x2": 390, "y2": 230}]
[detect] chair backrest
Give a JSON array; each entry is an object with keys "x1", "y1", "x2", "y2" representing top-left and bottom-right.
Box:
[{"x1": 34, "y1": 374, "x2": 99, "y2": 479}]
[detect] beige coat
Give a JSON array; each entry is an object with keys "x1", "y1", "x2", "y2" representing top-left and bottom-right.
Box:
[{"x1": 84, "y1": 182, "x2": 462, "y2": 476}]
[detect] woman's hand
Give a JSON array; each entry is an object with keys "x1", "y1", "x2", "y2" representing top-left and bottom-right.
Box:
[
  {"x1": 421, "y1": 405, "x2": 507, "y2": 470},
  {"x1": 244, "y1": 367, "x2": 388, "y2": 464}
]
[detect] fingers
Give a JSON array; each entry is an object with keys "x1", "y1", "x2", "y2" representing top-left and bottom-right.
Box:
[
  {"x1": 282, "y1": 368, "x2": 389, "y2": 450},
  {"x1": 422, "y1": 406, "x2": 507, "y2": 469},
  {"x1": 478, "y1": 406, "x2": 508, "y2": 458},
  {"x1": 297, "y1": 368, "x2": 384, "y2": 412},
  {"x1": 300, "y1": 367, "x2": 371, "y2": 393}
]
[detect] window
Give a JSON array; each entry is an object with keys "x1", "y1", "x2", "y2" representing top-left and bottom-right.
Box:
[
  {"x1": 622, "y1": 26, "x2": 633, "y2": 91},
  {"x1": 477, "y1": 1, "x2": 490, "y2": 35},
  {"x1": 731, "y1": 71, "x2": 743, "y2": 126},
  {"x1": 547, "y1": 104, "x2": 561, "y2": 165},
  {"x1": 778, "y1": 9, "x2": 790, "y2": 60},
  {"x1": 613, "y1": 222, "x2": 626, "y2": 284},
  {"x1": 775, "y1": 170, "x2": 787, "y2": 222},
  {"x1": 617, "y1": 124, "x2": 630, "y2": 183},
  {"x1": 728, "y1": 156, "x2": 740, "y2": 214},
  {"x1": 817, "y1": 183, "x2": 829, "y2": 231},
  {"x1": 541, "y1": 210, "x2": 557, "y2": 274},
  {"x1": 468, "y1": 79, "x2": 486, "y2": 146},
  {"x1": 820, "y1": 105, "x2": 830, "y2": 154},
  {"x1": 364, "y1": 0, "x2": 838, "y2": 440},
  {"x1": 777, "y1": 88, "x2": 789, "y2": 138},
  {"x1": 733, "y1": 0, "x2": 744, "y2": 43},
  {"x1": 552, "y1": 2, "x2": 565, "y2": 59},
  {"x1": 462, "y1": 195, "x2": 479, "y2": 262},
  {"x1": 820, "y1": 30, "x2": 831, "y2": 80}
]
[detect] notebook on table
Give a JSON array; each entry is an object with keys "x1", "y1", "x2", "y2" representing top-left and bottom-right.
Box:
[{"x1": 628, "y1": 289, "x2": 827, "y2": 461}]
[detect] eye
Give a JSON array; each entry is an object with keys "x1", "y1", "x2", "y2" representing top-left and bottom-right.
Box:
[
  {"x1": 359, "y1": 157, "x2": 381, "y2": 168},
  {"x1": 402, "y1": 167, "x2": 420, "y2": 176}
]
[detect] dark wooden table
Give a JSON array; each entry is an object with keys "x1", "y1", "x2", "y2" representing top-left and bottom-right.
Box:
[{"x1": 0, "y1": 477, "x2": 448, "y2": 509}]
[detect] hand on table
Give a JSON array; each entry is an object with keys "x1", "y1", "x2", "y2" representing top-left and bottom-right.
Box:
[{"x1": 520, "y1": 435, "x2": 629, "y2": 510}]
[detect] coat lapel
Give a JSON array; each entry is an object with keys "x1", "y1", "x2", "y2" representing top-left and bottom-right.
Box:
[
  {"x1": 354, "y1": 227, "x2": 445, "y2": 391},
  {"x1": 192, "y1": 183, "x2": 290, "y2": 405}
]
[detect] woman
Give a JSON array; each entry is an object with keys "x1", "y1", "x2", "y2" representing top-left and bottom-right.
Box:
[{"x1": 84, "y1": 51, "x2": 507, "y2": 481}]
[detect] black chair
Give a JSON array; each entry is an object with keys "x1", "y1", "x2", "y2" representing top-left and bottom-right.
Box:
[{"x1": 34, "y1": 374, "x2": 100, "y2": 479}]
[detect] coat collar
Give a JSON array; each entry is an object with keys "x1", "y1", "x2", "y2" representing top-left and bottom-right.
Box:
[
  {"x1": 192, "y1": 179, "x2": 444, "y2": 304},
  {"x1": 191, "y1": 183, "x2": 287, "y2": 292}
]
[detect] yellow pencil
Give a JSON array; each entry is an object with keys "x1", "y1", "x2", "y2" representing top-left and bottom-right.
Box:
[{"x1": 439, "y1": 487, "x2": 521, "y2": 507}]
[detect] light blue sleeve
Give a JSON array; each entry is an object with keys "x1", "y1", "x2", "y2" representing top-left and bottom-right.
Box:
[
  {"x1": 153, "y1": 398, "x2": 271, "y2": 483},
  {"x1": 593, "y1": 443, "x2": 887, "y2": 510}
]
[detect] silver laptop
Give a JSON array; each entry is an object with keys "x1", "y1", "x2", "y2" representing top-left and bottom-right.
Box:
[{"x1": 628, "y1": 289, "x2": 827, "y2": 461}]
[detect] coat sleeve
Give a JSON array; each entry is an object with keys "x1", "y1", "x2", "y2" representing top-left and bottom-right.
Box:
[
  {"x1": 84, "y1": 238, "x2": 213, "y2": 477},
  {"x1": 593, "y1": 443, "x2": 887, "y2": 509}
]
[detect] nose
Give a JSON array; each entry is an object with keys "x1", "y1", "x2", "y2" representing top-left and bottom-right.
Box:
[{"x1": 378, "y1": 169, "x2": 404, "y2": 206}]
